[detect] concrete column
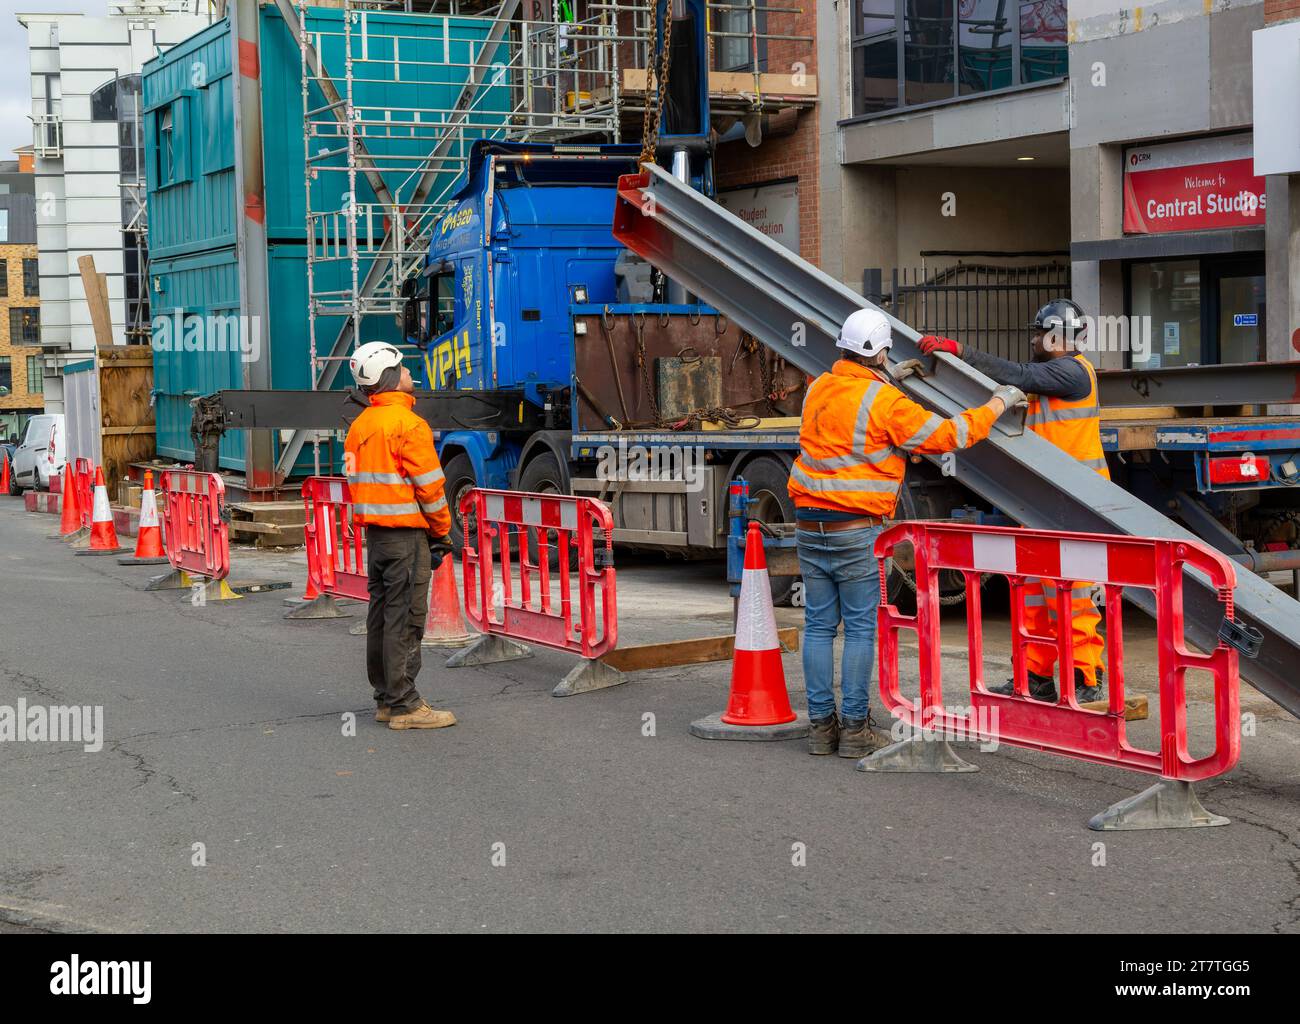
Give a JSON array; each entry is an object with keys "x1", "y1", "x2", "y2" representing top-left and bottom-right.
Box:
[
  {"x1": 839, "y1": 165, "x2": 898, "y2": 297},
  {"x1": 816, "y1": 0, "x2": 849, "y2": 283},
  {"x1": 1265, "y1": 174, "x2": 1300, "y2": 364}
]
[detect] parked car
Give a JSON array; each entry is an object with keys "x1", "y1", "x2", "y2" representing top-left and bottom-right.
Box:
[{"x1": 11, "y1": 414, "x2": 67, "y2": 492}]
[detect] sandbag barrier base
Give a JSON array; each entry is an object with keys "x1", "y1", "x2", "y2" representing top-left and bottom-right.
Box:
[
  {"x1": 856, "y1": 736, "x2": 979, "y2": 773},
  {"x1": 442, "y1": 633, "x2": 628, "y2": 698},
  {"x1": 1088, "y1": 779, "x2": 1229, "y2": 831},
  {"x1": 284, "y1": 593, "x2": 353, "y2": 620}
]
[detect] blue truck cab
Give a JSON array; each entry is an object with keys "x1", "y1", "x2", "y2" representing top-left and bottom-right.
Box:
[{"x1": 407, "y1": 141, "x2": 644, "y2": 496}]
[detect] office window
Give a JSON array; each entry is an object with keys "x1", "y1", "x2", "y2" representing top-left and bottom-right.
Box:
[
  {"x1": 0, "y1": 258, "x2": 7, "y2": 297},
  {"x1": 959, "y1": 0, "x2": 1014, "y2": 96},
  {"x1": 904, "y1": 1, "x2": 954, "y2": 106},
  {"x1": 9, "y1": 308, "x2": 39, "y2": 346},
  {"x1": 718, "y1": 7, "x2": 767, "y2": 72},
  {"x1": 852, "y1": 0, "x2": 1066, "y2": 116},
  {"x1": 91, "y1": 79, "x2": 119, "y2": 121},
  {"x1": 1020, "y1": 0, "x2": 1067, "y2": 83},
  {"x1": 0, "y1": 358, "x2": 10, "y2": 395},
  {"x1": 26, "y1": 356, "x2": 43, "y2": 395},
  {"x1": 23, "y1": 259, "x2": 38, "y2": 297},
  {"x1": 0, "y1": 210, "x2": 7, "y2": 244}
]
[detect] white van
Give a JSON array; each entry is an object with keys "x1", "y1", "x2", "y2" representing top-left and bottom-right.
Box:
[{"x1": 12, "y1": 414, "x2": 67, "y2": 491}]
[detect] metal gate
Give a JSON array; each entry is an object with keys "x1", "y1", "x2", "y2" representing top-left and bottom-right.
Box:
[{"x1": 884, "y1": 254, "x2": 1071, "y2": 362}]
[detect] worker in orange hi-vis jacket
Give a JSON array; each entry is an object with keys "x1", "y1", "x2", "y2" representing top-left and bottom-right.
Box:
[
  {"x1": 921, "y1": 298, "x2": 1109, "y2": 705},
  {"x1": 344, "y1": 341, "x2": 457, "y2": 732},
  {"x1": 789, "y1": 308, "x2": 1026, "y2": 759}
]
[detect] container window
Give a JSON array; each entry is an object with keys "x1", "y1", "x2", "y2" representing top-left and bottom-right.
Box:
[{"x1": 203, "y1": 78, "x2": 235, "y2": 174}]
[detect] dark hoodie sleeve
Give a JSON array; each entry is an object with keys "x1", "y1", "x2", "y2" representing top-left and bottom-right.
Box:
[{"x1": 960, "y1": 347, "x2": 1092, "y2": 401}]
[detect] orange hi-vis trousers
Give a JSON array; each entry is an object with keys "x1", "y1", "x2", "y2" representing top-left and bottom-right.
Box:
[{"x1": 1023, "y1": 578, "x2": 1105, "y2": 686}]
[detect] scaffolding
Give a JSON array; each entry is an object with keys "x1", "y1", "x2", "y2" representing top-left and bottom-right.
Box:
[{"x1": 281, "y1": 0, "x2": 812, "y2": 476}]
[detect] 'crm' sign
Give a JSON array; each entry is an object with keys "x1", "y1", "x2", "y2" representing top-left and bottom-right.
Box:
[{"x1": 1122, "y1": 134, "x2": 1265, "y2": 234}]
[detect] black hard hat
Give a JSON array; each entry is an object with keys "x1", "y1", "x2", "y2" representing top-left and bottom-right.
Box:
[{"x1": 1030, "y1": 298, "x2": 1086, "y2": 332}]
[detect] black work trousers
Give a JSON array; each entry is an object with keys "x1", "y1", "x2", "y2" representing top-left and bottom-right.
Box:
[{"x1": 365, "y1": 526, "x2": 432, "y2": 713}]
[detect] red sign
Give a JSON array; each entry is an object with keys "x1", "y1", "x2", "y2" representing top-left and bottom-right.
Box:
[{"x1": 1123, "y1": 136, "x2": 1265, "y2": 234}]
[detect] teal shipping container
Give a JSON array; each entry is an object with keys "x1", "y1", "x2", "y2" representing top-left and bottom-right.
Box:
[{"x1": 143, "y1": 5, "x2": 511, "y2": 473}]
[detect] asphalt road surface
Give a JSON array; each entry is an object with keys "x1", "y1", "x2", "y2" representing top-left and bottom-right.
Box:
[{"x1": 1, "y1": 499, "x2": 1297, "y2": 933}]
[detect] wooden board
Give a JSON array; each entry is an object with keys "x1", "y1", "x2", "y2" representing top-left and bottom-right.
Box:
[
  {"x1": 95, "y1": 346, "x2": 156, "y2": 497},
  {"x1": 622, "y1": 67, "x2": 817, "y2": 100},
  {"x1": 600, "y1": 626, "x2": 800, "y2": 673},
  {"x1": 228, "y1": 500, "x2": 307, "y2": 549}
]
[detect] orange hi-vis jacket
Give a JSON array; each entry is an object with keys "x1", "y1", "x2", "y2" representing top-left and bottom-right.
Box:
[
  {"x1": 1026, "y1": 354, "x2": 1110, "y2": 479},
  {"x1": 785, "y1": 361, "x2": 998, "y2": 519},
  {"x1": 344, "y1": 391, "x2": 451, "y2": 536},
  {"x1": 788, "y1": 359, "x2": 999, "y2": 518}
]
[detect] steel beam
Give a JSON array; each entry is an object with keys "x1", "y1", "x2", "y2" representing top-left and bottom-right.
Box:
[
  {"x1": 1099, "y1": 362, "x2": 1300, "y2": 409},
  {"x1": 217, "y1": 388, "x2": 546, "y2": 433},
  {"x1": 612, "y1": 165, "x2": 1300, "y2": 718}
]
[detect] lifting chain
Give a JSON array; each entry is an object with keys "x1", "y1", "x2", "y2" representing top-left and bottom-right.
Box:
[
  {"x1": 893, "y1": 563, "x2": 983, "y2": 606},
  {"x1": 638, "y1": 0, "x2": 676, "y2": 169},
  {"x1": 633, "y1": 312, "x2": 661, "y2": 424}
]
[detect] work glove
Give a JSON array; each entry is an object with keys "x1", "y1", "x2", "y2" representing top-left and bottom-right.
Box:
[
  {"x1": 991, "y1": 384, "x2": 1028, "y2": 413},
  {"x1": 891, "y1": 358, "x2": 928, "y2": 382},
  {"x1": 919, "y1": 335, "x2": 961, "y2": 357},
  {"x1": 428, "y1": 533, "x2": 453, "y2": 570}
]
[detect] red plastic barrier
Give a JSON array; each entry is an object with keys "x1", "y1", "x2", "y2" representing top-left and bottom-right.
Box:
[
  {"x1": 459, "y1": 488, "x2": 617, "y2": 659},
  {"x1": 876, "y1": 522, "x2": 1241, "y2": 782},
  {"x1": 159, "y1": 470, "x2": 232, "y2": 581},
  {"x1": 73, "y1": 457, "x2": 94, "y2": 531},
  {"x1": 301, "y1": 476, "x2": 368, "y2": 602}
]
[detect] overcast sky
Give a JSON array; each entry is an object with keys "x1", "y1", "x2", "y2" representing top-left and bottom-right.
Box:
[{"x1": 1, "y1": 1, "x2": 112, "y2": 158}]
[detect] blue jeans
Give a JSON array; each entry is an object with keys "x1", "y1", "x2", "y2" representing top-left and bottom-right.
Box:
[{"x1": 797, "y1": 525, "x2": 883, "y2": 721}]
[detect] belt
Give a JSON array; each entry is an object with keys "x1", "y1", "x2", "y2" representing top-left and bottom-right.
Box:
[{"x1": 797, "y1": 516, "x2": 884, "y2": 534}]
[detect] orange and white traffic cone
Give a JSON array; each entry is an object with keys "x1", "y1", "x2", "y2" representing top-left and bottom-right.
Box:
[
  {"x1": 76, "y1": 467, "x2": 126, "y2": 557},
  {"x1": 119, "y1": 470, "x2": 169, "y2": 565},
  {"x1": 690, "y1": 520, "x2": 808, "y2": 740},
  {"x1": 0, "y1": 452, "x2": 11, "y2": 496},
  {"x1": 54, "y1": 463, "x2": 86, "y2": 541},
  {"x1": 422, "y1": 554, "x2": 472, "y2": 647}
]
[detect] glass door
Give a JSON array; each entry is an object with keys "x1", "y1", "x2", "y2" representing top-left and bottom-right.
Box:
[{"x1": 1209, "y1": 259, "x2": 1266, "y2": 364}]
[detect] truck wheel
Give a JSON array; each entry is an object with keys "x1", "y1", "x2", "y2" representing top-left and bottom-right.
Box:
[
  {"x1": 518, "y1": 452, "x2": 578, "y2": 571},
  {"x1": 442, "y1": 453, "x2": 477, "y2": 558},
  {"x1": 737, "y1": 455, "x2": 798, "y2": 607}
]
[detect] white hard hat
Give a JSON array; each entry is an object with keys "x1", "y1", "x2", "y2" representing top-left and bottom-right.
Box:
[
  {"x1": 350, "y1": 341, "x2": 404, "y2": 386},
  {"x1": 836, "y1": 308, "x2": 893, "y2": 357}
]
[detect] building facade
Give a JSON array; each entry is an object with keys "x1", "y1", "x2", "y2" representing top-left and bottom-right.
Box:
[
  {"x1": 821, "y1": 0, "x2": 1295, "y2": 374},
  {"x1": 18, "y1": 4, "x2": 210, "y2": 414},
  {"x1": 0, "y1": 150, "x2": 42, "y2": 440}
]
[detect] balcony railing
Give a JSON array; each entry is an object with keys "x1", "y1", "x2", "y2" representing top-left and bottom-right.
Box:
[{"x1": 32, "y1": 114, "x2": 63, "y2": 159}]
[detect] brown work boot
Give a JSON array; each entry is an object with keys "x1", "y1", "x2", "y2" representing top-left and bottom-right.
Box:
[
  {"x1": 388, "y1": 701, "x2": 457, "y2": 731},
  {"x1": 807, "y1": 714, "x2": 839, "y2": 755},
  {"x1": 838, "y1": 713, "x2": 887, "y2": 759},
  {"x1": 375, "y1": 704, "x2": 392, "y2": 724}
]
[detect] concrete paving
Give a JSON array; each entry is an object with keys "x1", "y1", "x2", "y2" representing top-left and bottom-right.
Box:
[{"x1": 0, "y1": 498, "x2": 1297, "y2": 933}]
